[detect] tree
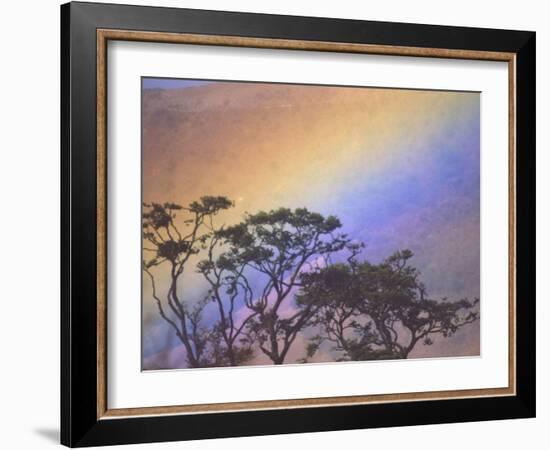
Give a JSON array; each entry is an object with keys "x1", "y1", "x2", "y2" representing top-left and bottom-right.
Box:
[
  {"x1": 216, "y1": 207, "x2": 351, "y2": 364},
  {"x1": 300, "y1": 250, "x2": 479, "y2": 361},
  {"x1": 196, "y1": 232, "x2": 258, "y2": 366},
  {"x1": 144, "y1": 197, "x2": 480, "y2": 368},
  {"x1": 142, "y1": 197, "x2": 236, "y2": 367}
]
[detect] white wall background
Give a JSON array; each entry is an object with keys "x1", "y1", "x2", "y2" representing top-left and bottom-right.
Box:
[{"x1": 0, "y1": 1, "x2": 545, "y2": 448}]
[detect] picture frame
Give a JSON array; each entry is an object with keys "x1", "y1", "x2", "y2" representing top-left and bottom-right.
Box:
[{"x1": 60, "y1": 1, "x2": 535, "y2": 447}]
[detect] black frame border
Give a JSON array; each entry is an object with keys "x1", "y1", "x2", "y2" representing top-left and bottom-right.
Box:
[{"x1": 61, "y1": 2, "x2": 535, "y2": 447}]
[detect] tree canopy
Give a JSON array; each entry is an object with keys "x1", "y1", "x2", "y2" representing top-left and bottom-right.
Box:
[
  {"x1": 298, "y1": 250, "x2": 479, "y2": 361},
  {"x1": 143, "y1": 197, "x2": 479, "y2": 368},
  {"x1": 213, "y1": 207, "x2": 351, "y2": 364}
]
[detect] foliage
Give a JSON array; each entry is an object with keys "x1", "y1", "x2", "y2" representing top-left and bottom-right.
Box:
[
  {"x1": 143, "y1": 198, "x2": 480, "y2": 368},
  {"x1": 214, "y1": 208, "x2": 351, "y2": 364},
  {"x1": 142, "y1": 197, "x2": 244, "y2": 368},
  {"x1": 299, "y1": 250, "x2": 479, "y2": 361}
]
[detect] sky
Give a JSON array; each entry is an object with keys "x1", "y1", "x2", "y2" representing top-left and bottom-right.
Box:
[
  {"x1": 141, "y1": 78, "x2": 480, "y2": 369},
  {"x1": 142, "y1": 78, "x2": 212, "y2": 90}
]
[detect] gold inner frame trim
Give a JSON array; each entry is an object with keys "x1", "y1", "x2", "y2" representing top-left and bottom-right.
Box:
[{"x1": 96, "y1": 28, "x2": 517, "y2": 420}]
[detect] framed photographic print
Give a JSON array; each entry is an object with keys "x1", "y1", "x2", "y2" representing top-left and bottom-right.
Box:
[{"x1": 61, "y1": 1, "x2": 536, "y2": 447}]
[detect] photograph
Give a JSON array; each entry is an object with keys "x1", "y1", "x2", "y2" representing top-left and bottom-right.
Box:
[{"x1": 141, "y1": 78, "x2": 481, "y2": 370}]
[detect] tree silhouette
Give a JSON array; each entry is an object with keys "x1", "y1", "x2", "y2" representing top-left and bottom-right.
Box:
[
  {"x1": 143, "y1": 198, "x2": 480, "y2": 368},
  {"x1": 142, "y1": 197, "x2": 235, "y2": 367},
  {"x1": 196, "y1": 232, "x2": 258, "y2": 366},
  {"x1": 216, "y1": 208, "x2": 351, "y2": 364},
  {"x1": 299, "y1": 250, "x2": 479, "y2": 361}
]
